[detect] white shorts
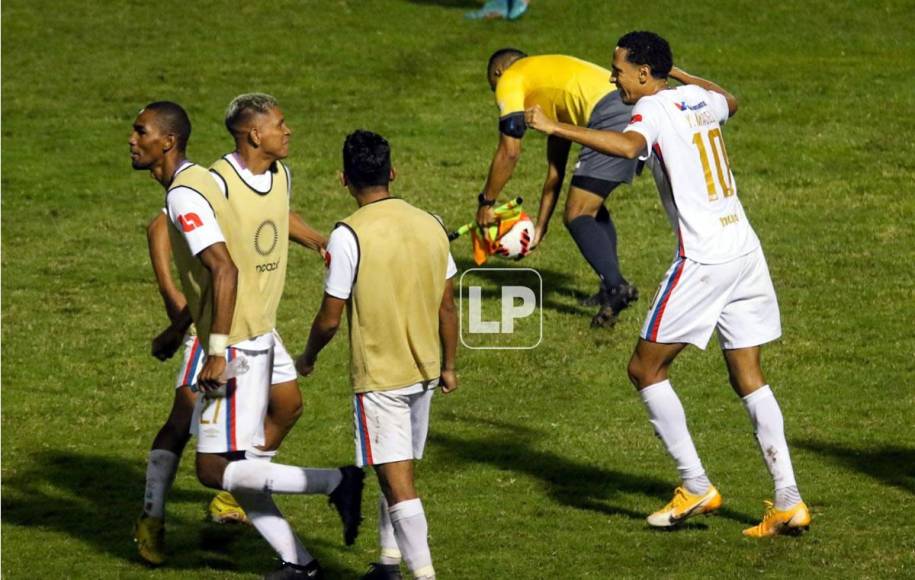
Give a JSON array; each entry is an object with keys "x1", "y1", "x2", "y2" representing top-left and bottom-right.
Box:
[
  {"x1": 174, "y1": 329, "x2": 296, "y2": 389},
  {"x1": 641, "y1": 247, "x2": 781, "y2": 350},
  {"x1": 191, "y1": 343, "x2": 272, "y2": 454},
  {"x1": 353, "y1": 381, "x2": 437, "y2": 467}
]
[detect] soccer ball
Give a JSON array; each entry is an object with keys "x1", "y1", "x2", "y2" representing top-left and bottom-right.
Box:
[{"x1": 494, "y1": 216, "x2": 534, "y2": 260}]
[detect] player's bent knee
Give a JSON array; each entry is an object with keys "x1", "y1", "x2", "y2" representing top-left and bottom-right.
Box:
[
  {"x1": 268, "y1": 382, "x2": 304, "y2": 425},
  {"x1": 195, "y1": 453, "x2": 227, "y2": 490},
  {"x1": 627, "y1": 354, "x2": 666, "y2": 389}
]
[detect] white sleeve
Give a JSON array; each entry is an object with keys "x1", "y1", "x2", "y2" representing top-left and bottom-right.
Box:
[
  {"x1": 623, "y1": 98, "x2": 663, "y2": 161},
  {"x1": 707, "y1": 89, "x2": 730, "y2": 125},
  {"x1": 324, "y1": 226, "x2": 359, "y2": 299},
  {"x1": 446, "y1": 252, "x2": 457, "y2": 280},
  {"x1": 166, "y1": 186, "x2": 225, "y2": 256}
]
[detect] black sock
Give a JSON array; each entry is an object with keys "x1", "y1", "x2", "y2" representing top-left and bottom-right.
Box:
[
  {"x1": 595, "y1": 206, "x2": 627, "y2": 286},
  {"x1": 567, "y1": 215, "x2": 625, "y2": 289}
]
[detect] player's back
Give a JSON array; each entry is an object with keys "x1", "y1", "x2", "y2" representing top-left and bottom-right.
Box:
[
  {"x1": 496, "y1": 55, "x2": 615, "y2": 126},
  {"x1": 339, "y1": 198, "x2": 449, "y2": 392},
  {"x1": 629, "y1": 84, "x2": 760, "y2": 263}
]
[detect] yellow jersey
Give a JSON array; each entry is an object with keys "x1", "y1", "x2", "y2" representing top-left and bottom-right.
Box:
[{"x1": 495, "y1": 55, "x2": 616, "y2": 127}]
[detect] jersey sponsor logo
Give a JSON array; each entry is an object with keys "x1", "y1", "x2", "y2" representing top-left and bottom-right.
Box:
[
  {"x1": 629, "y1": 114, "x2": 642, "y2": 124},
  {"x1": 178, "y1": 212, "x2": 204, "y2": 232},
  {"x1": 674, "y1": 100, "x2": 707, "y2": 112},
  {"x1": 254, "y1": 220, "x2": 279, "y2": 256},
  {"x1": 323, "y1": 251, "x2": 332, "y2": 269}
]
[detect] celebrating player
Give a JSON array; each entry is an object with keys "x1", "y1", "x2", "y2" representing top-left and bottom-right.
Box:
[
  {"x1": 134, "y1": 120, "x2": 329, "y2": 565},
  {"x1": 475, "y1": 49, "x2": 640, "y2": 327},
  {"x1": 525, "y1": 32, "x2": 811, "y2": 537},
  {"x1": 296, "y1": 130, "x2": 459, "y2": 580},
  {"x1": 129, "y1": 101, "x2": 363, "y2": 579}
]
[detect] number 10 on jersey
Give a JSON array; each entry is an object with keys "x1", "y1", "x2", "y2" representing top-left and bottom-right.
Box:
[{"x1": 692, "y1": 128, "x2": 734, "y2": 201}]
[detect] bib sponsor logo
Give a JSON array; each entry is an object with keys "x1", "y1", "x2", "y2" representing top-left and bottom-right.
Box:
[
  {"x1": 178, "y1": 212, "x2": 203, "y2": 232},
  {"x1": 254, "y1": 220, "x2": 279, "y2": 256},
  {"x1": 256, "y1": 261, "x2": 280, "y2": 272}
]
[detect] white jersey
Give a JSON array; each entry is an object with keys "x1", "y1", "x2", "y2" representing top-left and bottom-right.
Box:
[{"x1": 625, "y1": 85, "x2": 760, "y2": 264}]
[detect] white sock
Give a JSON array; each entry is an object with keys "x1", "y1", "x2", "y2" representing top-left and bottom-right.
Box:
[
  {"x1": 742, "y1": 385, "x2": 801, "y2": 509},
  {"x1": 223, "y1": 461, "x2": 343, "y2": 495},
  {"x1": 378, "y1": 495, "x2": 402, "y2": 565},
  {"x1": 232, "y1": 490, "x2": 314, "y2": 566},
  {"x1": 389, "y1": 498, "x2": 434, "y2": 579},
  {"x1": 144, "y1": 449, "x2": 179, "y2": 518},
  {"x1": 639, "y1": 380, "x2": 709, "y2": 494}
]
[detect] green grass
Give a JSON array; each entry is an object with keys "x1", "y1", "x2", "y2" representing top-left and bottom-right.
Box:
[{"x1": 3, "y1": 0, "x2": 914, "y2": 577}]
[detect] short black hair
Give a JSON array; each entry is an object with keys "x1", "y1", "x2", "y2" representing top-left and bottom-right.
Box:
[
  {"x1": 343, "y1": 130, "x2": 391, "y2": 189},
  {"x1": 488, "y1": 48, "x2": 527, "y2": 75},
  {"x1": 144, "y1": 101, "x2": 191, "y2": 152},
  {"x1": 616, "y1": 31, "x2": 673, "y2": 79}
]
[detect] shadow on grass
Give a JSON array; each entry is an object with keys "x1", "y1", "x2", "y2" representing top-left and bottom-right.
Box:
[
  {"x1": 795, "y1": 439, "x2": 915, "y2": 495},
  {"x1": 430, "y1": 414, "x2": 756, "y2": 525},
  {"x1": 455, "y1": 257, "x2": 594, "y2": 317},
  {"x1": 1, "y1": 451, "x2": 356, "y2": 576}
]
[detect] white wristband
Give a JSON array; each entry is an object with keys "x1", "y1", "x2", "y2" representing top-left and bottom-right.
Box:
[{"x1": 208, "y1": 333, "x2": 228, "y2": 357}]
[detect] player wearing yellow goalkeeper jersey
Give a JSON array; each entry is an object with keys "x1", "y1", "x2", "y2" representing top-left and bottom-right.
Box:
[{"x1": 475, "y1": 50, "x2": 640, "y2": 327}]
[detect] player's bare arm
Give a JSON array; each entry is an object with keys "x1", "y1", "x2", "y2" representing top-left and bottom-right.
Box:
[
  {"x1": 525, "y1": 105, "x2": 647, "y2": 160},
  {"x1": 196, "y1": 242, "x2": 238, "y2": 391},
  {"x1": 289, "y1": 210, "x2": 327, "y2": 254},
  {"x1": 532, "y1": 136, "x2": 572, "y2": 250},
  {"x1": 476, "y1": 132, "x2": 522, "y2": 230},
  {"x1": 295, "y1": 293, "x2": 346, "y2": 377},
  {"x1": 147, "y1": 213, "x2": 192, "y2": 360},
  {"x1": 669, "y1": 67, "x2": 738, "y2": 117},
  {"x1": 438, "y1": 278, "x2": 459, "y2": 394}
]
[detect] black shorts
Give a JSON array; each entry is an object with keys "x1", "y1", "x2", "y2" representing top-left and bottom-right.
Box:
[{"x1": 570, "y1": 91, "x2": 639, "y2": 198}]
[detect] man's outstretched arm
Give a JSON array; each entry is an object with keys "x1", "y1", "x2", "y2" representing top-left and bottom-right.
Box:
[
  {"x1": 525, "y1": 105, "x2": 647, "y2": 160},
  {"x1": 289, "y1": 211, "x2": 327, "y2": 253}
]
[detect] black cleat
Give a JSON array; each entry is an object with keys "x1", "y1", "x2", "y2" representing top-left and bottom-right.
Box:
[
  {"x1": 264, "y1": 559, "x2": 324, "y2": 579},
  {"x1": 361, "y1": 562, "x2": 403, "y2": 579},
  {"x1": 329, "y1": 465, "x2": 365, "y2": 546},
  {"x1": 591, "y1": 283, "x2": 639, "y2": 329},
  {"x1": 579, "y1": 287, "x2": 603, "y2": 307}
]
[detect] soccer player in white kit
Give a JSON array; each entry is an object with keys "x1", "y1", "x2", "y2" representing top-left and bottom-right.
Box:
[
  {"x1": 296, "y1": 130, "x2": 459, "y2": 580},
  {"x1": 525, "y1": 31, "x2": 811, "y2": 537},
  {"x1": 130, "y1": 101, "x2": 363, "y2": 579}
]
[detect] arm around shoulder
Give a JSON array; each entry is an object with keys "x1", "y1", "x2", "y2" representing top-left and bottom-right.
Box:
[{"x1": 669, "y1": 66, "x2": 738, "y2": 117}]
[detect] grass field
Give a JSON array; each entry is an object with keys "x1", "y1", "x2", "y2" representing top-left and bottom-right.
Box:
[{"x1": 2, "y1": 0, "x2": 914, "y2": 578}]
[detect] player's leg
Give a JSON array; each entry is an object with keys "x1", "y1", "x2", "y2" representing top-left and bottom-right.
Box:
[
  {"x1": 135, "y1": 336, "x2": 201, "y2": 566},
  {"x1": 360, "y1": 388, "x2": 435, "y2": 580},
  {"x1": 564, "y1": 185, "x2": 622, "y2": 287},
  {"x1": 144, "y1": 385, "x2": 196, "y2": 517},
  {"x1": 716, "y1": 250, "x2": 809, "y2": 536},
  {"x1": 629, "y1": 340, "x2": 722, "y2": 527},
  {"x1": 263, "y1": 332, "x2": 304, "y2": 452},
  {"x1": 193, "y1": 347, "x2": 355, "y2": 577},
  {"x1": 630, "y1": 258, "x2": 737, "y2": 526}
]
